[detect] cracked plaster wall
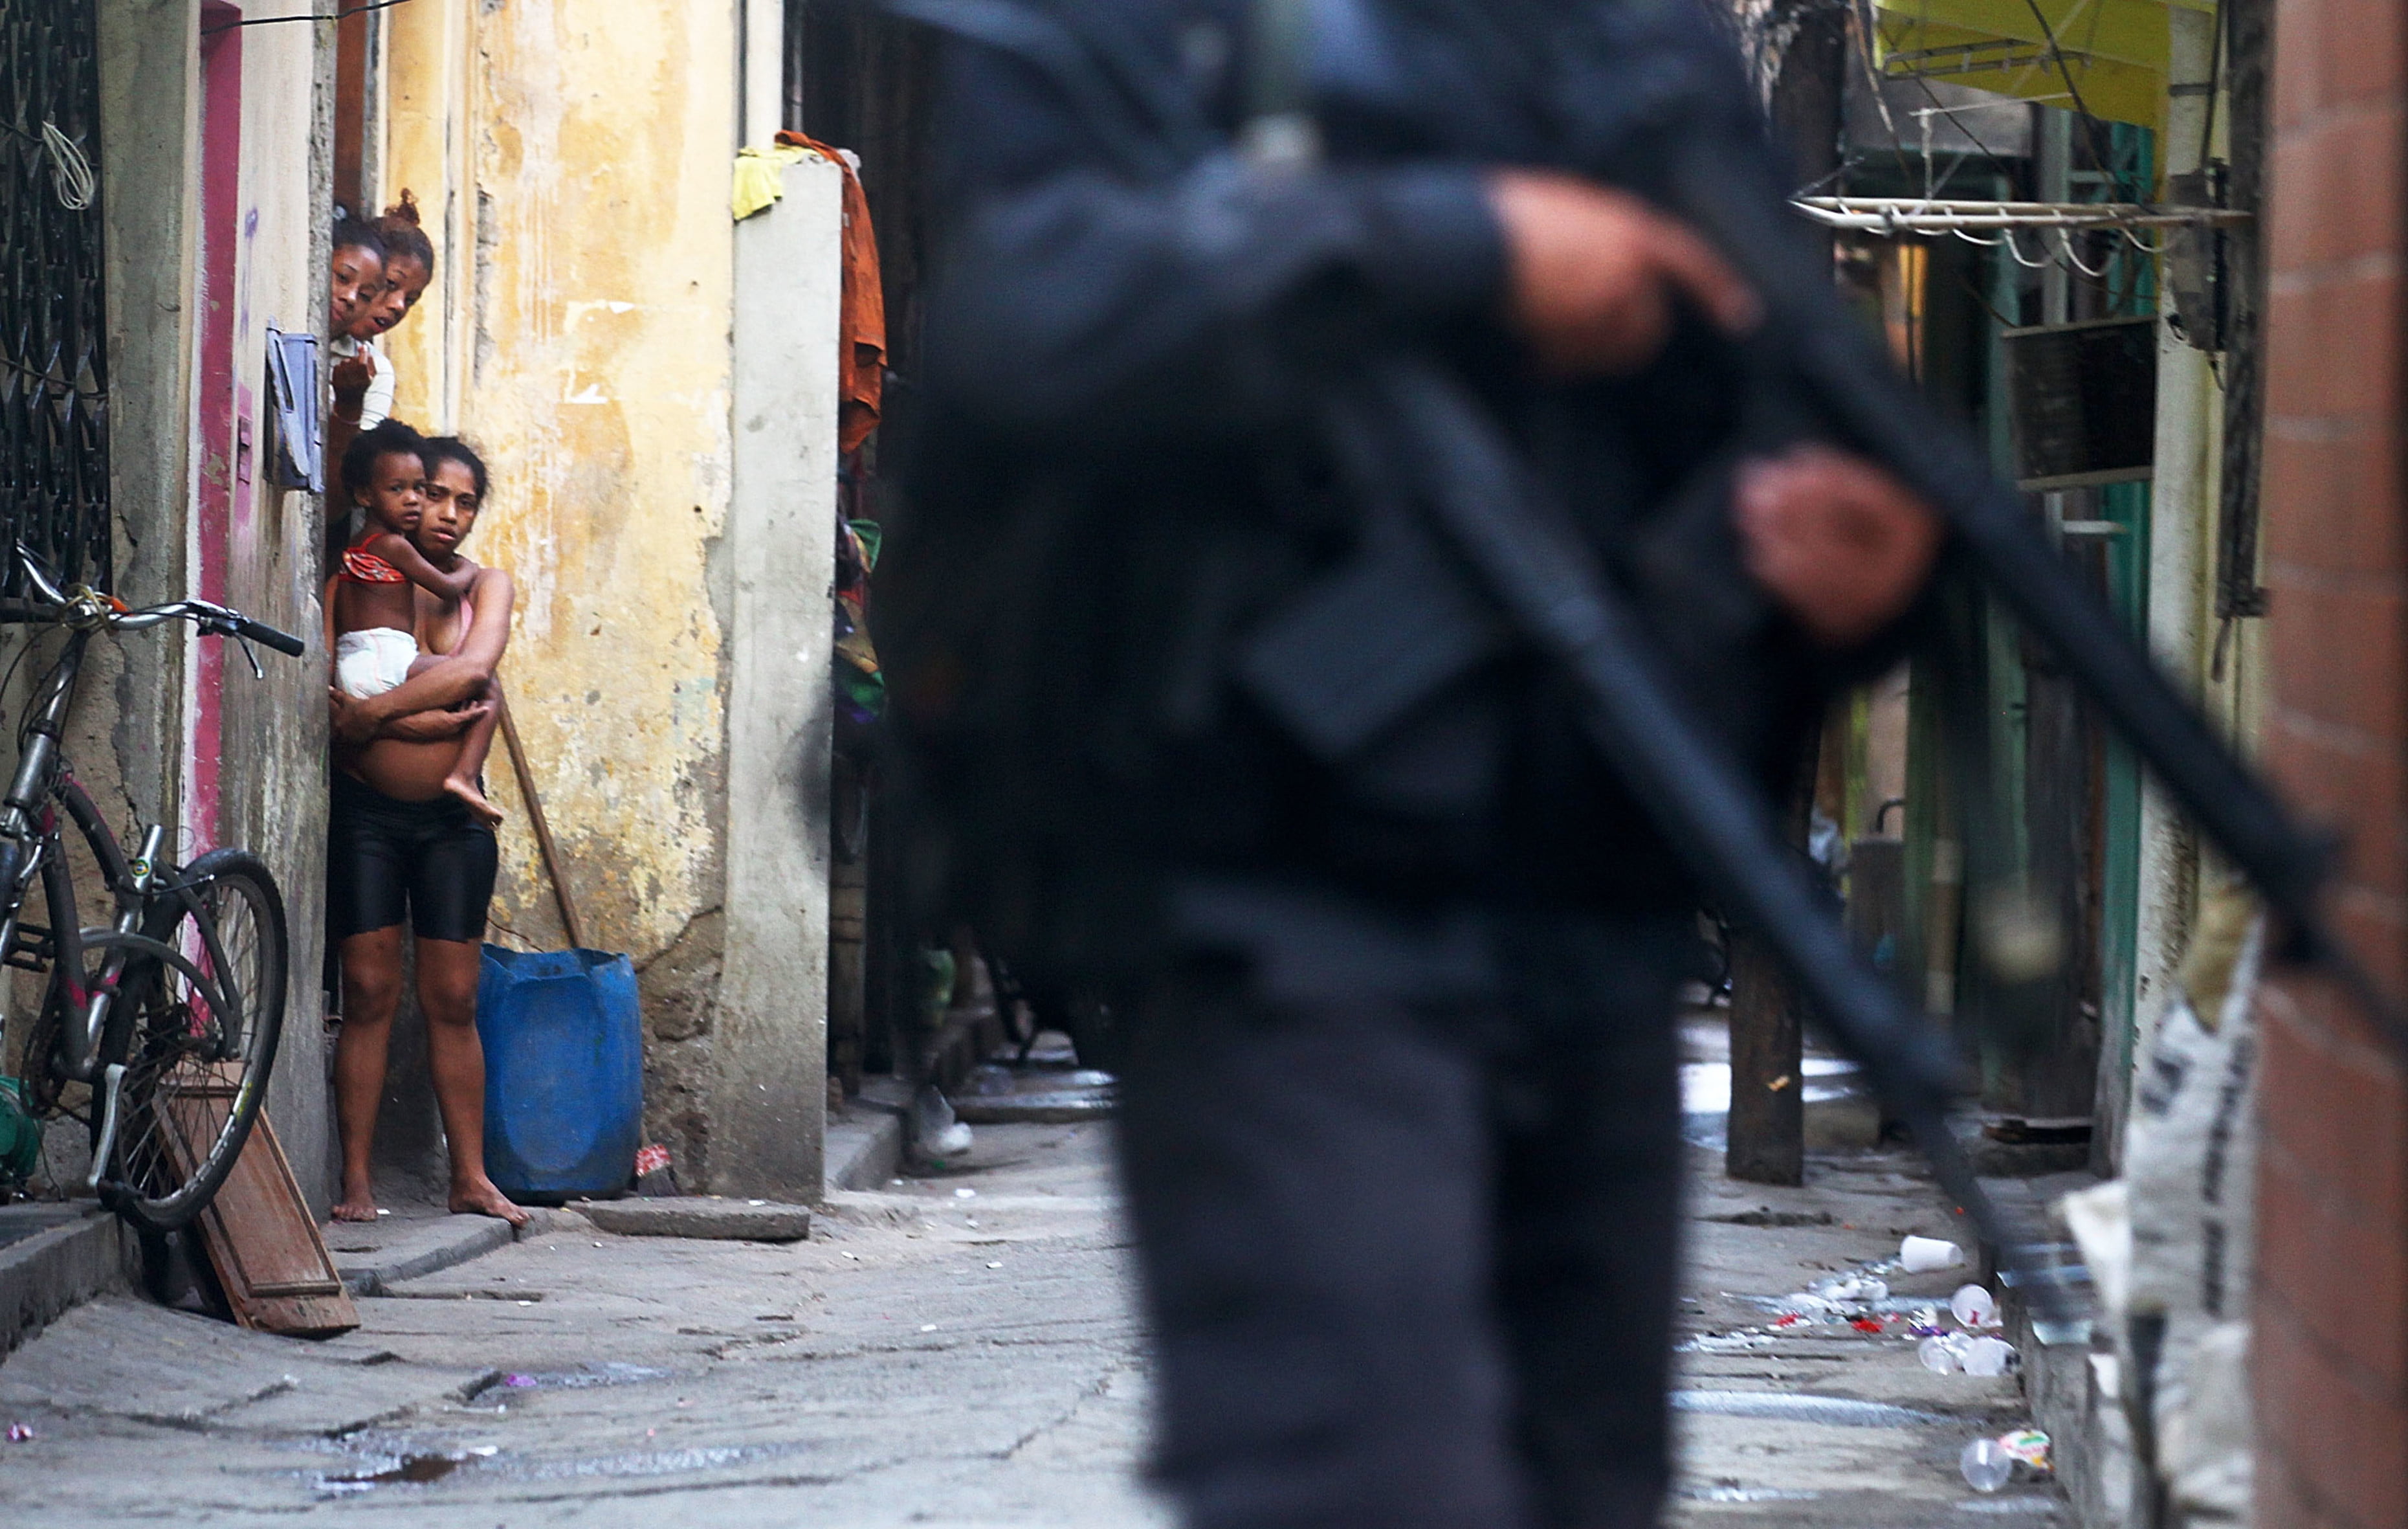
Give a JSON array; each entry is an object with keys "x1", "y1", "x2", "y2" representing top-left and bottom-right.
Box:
[{"x1": 381, "y1": 0, "x2": 797, "y2": 1190}]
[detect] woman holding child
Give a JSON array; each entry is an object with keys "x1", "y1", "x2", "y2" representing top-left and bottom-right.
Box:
[
  {"x1": 324, "y1": 427, "x2": 524, "y2": 1225},
  {"x1": 316, "y1": 199, "x2": 523, "y2": 1224}
]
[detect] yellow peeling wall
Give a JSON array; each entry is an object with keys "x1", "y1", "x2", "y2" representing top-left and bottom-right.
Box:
[
  {"x1": 380, "y1": 0, "x2": 753, "y2": 1176},
  {"x1": 382, "y1": 0, "x2": 736, "y2": 972}
]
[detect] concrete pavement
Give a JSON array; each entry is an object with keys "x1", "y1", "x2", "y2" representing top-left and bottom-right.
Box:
[
  {"x1": 1670, "y1": 1140, "x2": 2064, "y2": 1526},
  {"x1": 0, "y1": 1121, "x2": 1165, "y2": 1526},
  {"x1": 0, "y1": 1117, "x2": 2066, "y2": 1524}
]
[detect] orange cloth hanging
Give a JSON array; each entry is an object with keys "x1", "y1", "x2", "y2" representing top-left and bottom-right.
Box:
[{"x1": 775, "y1": 131, "x2": 887, "y2": 456}]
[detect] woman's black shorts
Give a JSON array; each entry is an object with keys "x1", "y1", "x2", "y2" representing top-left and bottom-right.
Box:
[{"x1": 327, "y1": 771, "x2": 498, "y2": 944}]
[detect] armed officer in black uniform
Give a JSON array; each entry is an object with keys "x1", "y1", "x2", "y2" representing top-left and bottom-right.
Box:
[{"x1": 888, "y1": 1, "x2": 1941, "y2": 1524}]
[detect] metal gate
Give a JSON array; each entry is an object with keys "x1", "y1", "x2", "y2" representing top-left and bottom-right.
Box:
[{"x1": 0, "y1": 0, "x2": 111, "y2": 596}]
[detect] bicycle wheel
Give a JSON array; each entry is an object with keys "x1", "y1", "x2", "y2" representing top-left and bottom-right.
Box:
[{"x1": 96, "y1": 849, "x2": 288, "y2": 1232}]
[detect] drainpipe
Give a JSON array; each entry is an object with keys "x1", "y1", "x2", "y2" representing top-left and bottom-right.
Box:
[
  {"x1": 739, "y1": 0, "x2": 784, "y2": 145},
  {"x1": 2119, "y1": 10, "x2": 2222, "y2": 1168}
]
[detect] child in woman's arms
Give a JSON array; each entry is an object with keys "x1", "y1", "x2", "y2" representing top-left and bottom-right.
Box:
[
  {"x1": 408, "y1": 437, "x2": 508, "y2": 827},
  {"x1": 331, "y1": 422, "x2": 503, "y2": 825}
]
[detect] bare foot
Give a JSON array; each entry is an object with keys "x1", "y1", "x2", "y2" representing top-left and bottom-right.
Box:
[
  {"x1": 450, "y1": 1177, "x2": 531, "y2": 1228},
  {"x1": 444, "y1": 777, "x2": 503, "y2": 828},
  {"x1": 331, "y1": 1185, "x2": 382, "y2": 1223}
]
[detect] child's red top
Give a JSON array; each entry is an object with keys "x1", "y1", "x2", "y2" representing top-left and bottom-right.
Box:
[{"x1": 340, "y1": 546, "x2": 406, "y2": 585}]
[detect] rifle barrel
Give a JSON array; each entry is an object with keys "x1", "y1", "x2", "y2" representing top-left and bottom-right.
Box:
[
  {"x1": 1362, "y1": 353, "x2": 2066, "y2": 1318},
  {"x1": 1665, "y1": 149, "x2": 2405, "y2": 1049}
]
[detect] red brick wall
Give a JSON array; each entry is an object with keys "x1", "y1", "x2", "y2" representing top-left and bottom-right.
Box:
[{"x1": 2256, "y1": 0, "x2": 2408, "y2": 1522}]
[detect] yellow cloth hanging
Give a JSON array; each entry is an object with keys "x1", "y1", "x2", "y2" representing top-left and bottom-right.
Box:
[{"x1": 731, "y1": 142, "x2": 819, "y2": 222}]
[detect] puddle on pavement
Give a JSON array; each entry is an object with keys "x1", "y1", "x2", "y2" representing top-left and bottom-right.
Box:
[
  {"x1": 467, "y1": 1361, "x2": 670, "y2": 1400},
  {"x1": 1680, "y1": 1058, "x2": 1866, "y2": 1148},
  {"x1": 319, "y1": 1438, "x2": 801, "y2": 1491},
  {"x1": 1736, "y1": 1291, "x2": 1959, "y2": 1317},
  {"x1": 489, "y1": 1443, "x2": 773, "y2": 1482},
  {"x1": 1679, "y1": 1331, "x2": 1780, "y2": 1353},
  {"x1": 1680, "y1": 1057, "x2": 1861, "y2": 1114},
  {"x1": 1672, "y1": 1390, "x2": 1941, "y2": 1428},
  {"x1": 1705, "y1": 1207, "x2": 1839, "y2": 1228},
  {"x1": 1679, "y1": 1483, "x2": 1825, "y2": 1503},
  {"x1": 318, "y1": 1445, "x2": 498, "y2": 1493}
]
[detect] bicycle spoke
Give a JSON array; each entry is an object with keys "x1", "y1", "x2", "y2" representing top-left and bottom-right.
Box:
[
  {"x1": 115, "y1": 994, "x2": 210, "y2": 1201},
  {"x1": 200, "y1": 880, "x2": 268, "y2": 1062},
  {"x1": 94, "y1": 852, "x2": 287, "y2": 1229}
]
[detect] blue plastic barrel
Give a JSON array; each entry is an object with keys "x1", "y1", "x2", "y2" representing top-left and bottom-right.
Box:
[{"x1": 476, "y1": 945, "x2": 643, "y2": 1203}]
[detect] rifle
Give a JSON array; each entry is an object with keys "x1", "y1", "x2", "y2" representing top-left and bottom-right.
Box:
[{"x1": 887, "y1": 0, "x2": 2403, "y2": 1306}]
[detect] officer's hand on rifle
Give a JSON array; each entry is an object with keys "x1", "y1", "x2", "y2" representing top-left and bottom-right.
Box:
[
  {"x1": 1737, "y1": 446, "x2": 1942, "y2": 649},
  {"x1": 1490, "y1": 170, "x2": 1758, "y2": 375},
  {"x1": 1490, "y1": 171, "x2": 1941, "y2": 648}
]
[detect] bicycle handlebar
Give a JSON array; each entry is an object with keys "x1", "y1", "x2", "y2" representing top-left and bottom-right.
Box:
[
  {"x1": 115, "y1": 599, "x2": 308, "y2": 656},
  {"x1": 215, "y1": 612, "x2": 307, "y2": 658},
  {"x1": 14, "y1": 545, "x2": 305, "y2": 658}
]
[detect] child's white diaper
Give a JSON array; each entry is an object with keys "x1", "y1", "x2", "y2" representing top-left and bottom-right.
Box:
[{"x1": 335, "y1": 627, "x2": 419, "y2": 698}]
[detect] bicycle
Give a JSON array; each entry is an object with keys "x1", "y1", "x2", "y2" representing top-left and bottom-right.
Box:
[{"x1": 0, "y1": 546, "x2": 307, "y2": 1232}]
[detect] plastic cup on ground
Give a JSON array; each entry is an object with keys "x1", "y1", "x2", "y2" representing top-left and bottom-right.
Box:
[
  {"x1": 1960, "y1": 1437, "x2": 2014, "y2": 1493},
  {"x1": 1960, "y1": 1336, "x2": 2016, "y2": 1376},
  {"x1": 1901, "y1": 1235, "x2": 1965, "y2": 1273},
  {"x1": 1950, "y1": 1283, "x2": 1999, "y2": 1328},
  {"x1": 1918, "y1": 1336, "x2": 1965, "y2": 1374}
]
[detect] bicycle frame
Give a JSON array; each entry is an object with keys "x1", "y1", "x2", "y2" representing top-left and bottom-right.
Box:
[
  {"x1": 0, "y1": 542, "x2": 301, "y2": 1214},
  {"x1": 0, "y1": 630, "x2": 170, "y2": 1086}
]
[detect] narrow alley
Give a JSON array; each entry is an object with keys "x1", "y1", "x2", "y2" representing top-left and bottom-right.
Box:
[
  {"x1": 4, "y1": 0, "x2": 2400, "y2": 1523},
  {"x1": 1, "y1": 1104, "x2": 2060, "y2": 1526}
]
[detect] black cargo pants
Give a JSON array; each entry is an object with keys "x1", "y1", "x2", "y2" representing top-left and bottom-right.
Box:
[{"x1": 1118, "y1": 904, "x2": 1692, "y2": 1529}]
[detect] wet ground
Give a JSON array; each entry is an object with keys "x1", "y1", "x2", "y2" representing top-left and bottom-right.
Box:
[{"x1": 0, "y1": 1056, "x2": 2065, "y2": 1526}]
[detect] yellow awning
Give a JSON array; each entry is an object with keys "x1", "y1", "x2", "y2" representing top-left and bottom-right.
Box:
[{"x1": 1872, "y1": 0, "x2": 2209, "y2": 134}]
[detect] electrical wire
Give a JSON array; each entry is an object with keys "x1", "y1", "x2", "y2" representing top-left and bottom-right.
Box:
[
  {"x1": 1868, "y1": 73, "x2": 2151, "y2": 294},
  {"x1": 2015, "y1": 0, "x2": 2119, "y2": 181},
  {"x1": 201, "y1": 0, "x2": 415, "y2": 35},
  {"x1": 1792, "y1": 157, "x2": 1862, "y2": 199},
  {"x1": 1899, "y1": 84, "x2": 2022, "y2": 190},
  {"x1": 2054, "y1": 225, "x2": 2111, "y2": 277},
  {"x1": 1862, "y1": 0, "x2": 2070, "y2": 190},
  {"x1": 1848, "y1": 14, "x2": 2099, "y2": 284},
  {"x1": 1862, "y1": 14, "x2": 2032, "y2": 195},
  {"x1": 1850, "y1": 0, "x2": 1925, "y2": 190},
  {"x1": 2001, "y1": 228, "x2": 2053, "y2": 267},
  {"x1": 38, "y1": 123, "x2": 94, "y2": 211},
  {"x1": 1835, "y1": 0, "x2": 2144, "y2": 295},
  {"x1": 1817, "y1": 11, "x2": 2171, "y2": 296}
]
